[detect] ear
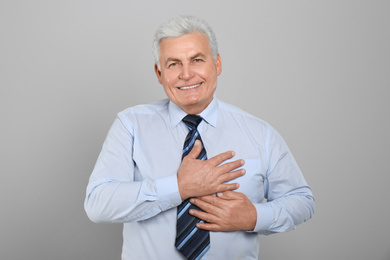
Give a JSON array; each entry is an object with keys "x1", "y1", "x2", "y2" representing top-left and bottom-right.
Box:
[
  {"x1": 154, "y1": 64, "x2": 163, "y2": 84},
  {"x1": 216, "y1": 54, "x2": 222, "y2": 76}
]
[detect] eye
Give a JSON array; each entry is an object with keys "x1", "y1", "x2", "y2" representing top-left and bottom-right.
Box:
[
  {"x1": 168, "y1": 62, "x2": 177, "y2": 68},
  {"x1": 193, "y1": 58, "x2": 203, "y2": 63}
]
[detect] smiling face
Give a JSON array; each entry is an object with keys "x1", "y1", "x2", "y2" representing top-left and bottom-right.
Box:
[{"x1": 155, "y1": 32, "x2": 222, "y2": 114}]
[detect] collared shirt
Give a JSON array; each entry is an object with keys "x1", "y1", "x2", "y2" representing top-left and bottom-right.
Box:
[{"x1": 85, "y1": 98, "x2": 315, "y2": 260}]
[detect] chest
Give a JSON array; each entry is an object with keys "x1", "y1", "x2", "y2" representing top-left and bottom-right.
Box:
[{"x1": 132, "y1": 122, "x2": 267, "y2": 202}]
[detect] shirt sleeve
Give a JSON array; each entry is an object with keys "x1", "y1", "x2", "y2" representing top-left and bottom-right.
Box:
[
  {"x1": 252, "y1": 124, "x2": 315, "y2": 234},
  {"x1": 84, "y1": 116, "x2": 182, "y2": 223}
]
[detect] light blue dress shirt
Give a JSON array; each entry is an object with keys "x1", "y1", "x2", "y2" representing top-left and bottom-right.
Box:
[{"x1": 85, "y1": 98, "x2": 314, "y2": 260}]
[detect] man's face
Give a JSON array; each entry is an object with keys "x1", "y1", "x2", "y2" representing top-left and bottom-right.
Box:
[{"x1": 155, "y1": 32, "x2": 222, "y2": 114}]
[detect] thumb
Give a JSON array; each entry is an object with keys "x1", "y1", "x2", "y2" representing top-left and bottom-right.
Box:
[{"x1": 187, "y1": 140, "x2": 202, "y2": 159}]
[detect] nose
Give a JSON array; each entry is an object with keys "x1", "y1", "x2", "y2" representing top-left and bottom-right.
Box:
[{"x1": 179, "y1": 64, "x2": 194, "y2": 80}]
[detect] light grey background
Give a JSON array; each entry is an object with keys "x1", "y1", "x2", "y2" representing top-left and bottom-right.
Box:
[{"x1": 1, "y1": 1, "x2": 389, "y2": 259}]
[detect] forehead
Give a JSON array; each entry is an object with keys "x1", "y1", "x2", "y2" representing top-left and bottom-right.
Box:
[{"x1": 159, "y1": 32, "x2": 212, "y2": 59}]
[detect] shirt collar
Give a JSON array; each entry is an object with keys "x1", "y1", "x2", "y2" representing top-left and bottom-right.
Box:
[{"x1": 169, "y1": 97, "x2": 219, "y2": 128}]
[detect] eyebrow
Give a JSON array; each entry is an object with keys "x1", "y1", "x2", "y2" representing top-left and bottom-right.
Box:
[
  {"x1": 164, "y1": 52, "x2": 207, "y2": 67},
  {"x1": 190, "y1": 52, "x2": 207, "y2": 60},
  {"x1": 164, "y1": 58, "x2": 181, "y2": 67}
]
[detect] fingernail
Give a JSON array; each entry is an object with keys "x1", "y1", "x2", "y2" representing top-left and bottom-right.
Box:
[
  {"x1": 231, "y1": 151, "x2": 235, "y2": 156},
  {"x1": 217, "y1": 192, "x2": 223, "y2": 197},
  {"x1": 189, "y1": 209, "x2": 194, "y2": 215},
  {"x1": 190, "y1": 198, "x2": 195, "y2": 203}
]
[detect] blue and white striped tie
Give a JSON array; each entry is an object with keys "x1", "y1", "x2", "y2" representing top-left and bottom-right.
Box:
[{"x1": 175, "y1": 114, "x2": 210, "y2": 260}]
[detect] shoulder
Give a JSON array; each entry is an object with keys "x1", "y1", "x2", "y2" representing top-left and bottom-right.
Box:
[
  {"x1": 119, "y1": 99, "x2": 169, "y2": 116},
  {"x1": 216, "y1": 99, "x2": 285, "y2": 147},
  {"x1": 217, "y1": 99, "x2": 269, "y2": 128},
  {"x1": 116, "y1": 99, "x2": 170, "y2": 128}
]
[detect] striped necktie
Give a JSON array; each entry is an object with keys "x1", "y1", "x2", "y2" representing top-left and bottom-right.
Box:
[{"x1": 175, "y1": 114, "x2": 210, "y2": 260}]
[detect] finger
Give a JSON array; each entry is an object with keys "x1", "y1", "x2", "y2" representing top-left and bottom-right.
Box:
[
  {"x1": 191, "y1": 196, "x2": 221, "y2": 211},
  {"x1": 189, "y1": 207, "x2": 220, "y2": 229},
  {"x1": 196, "y1": 222, "x2": 221, "y2": 231},
  {"x1": 196, "y1": 195, "x2": 219, "y2": 204},
  {"x1": 207, "y1": 150, "x2": 236, "y2": 166},
  {"x1": 216, "y1": 182, "x2": 240, "y2": 193},
  {"x1": 217, "y1": 159, "x2": 245, "y2": 174},
  {"x1": 189, "y1": 208, "x2": 212, "y2": 222},
  {"x1": 185, "y1": 140, "x2": 202, "y2": 159},
  {"x1": 194, "y1": 196, "x2": 230, "y2": 211},
  {"x1": 219, "y1": 168, "x2": 246, "y2": 183},
  {"x1": 217, "y1": 190, "x2": 245, "y2": 200}
]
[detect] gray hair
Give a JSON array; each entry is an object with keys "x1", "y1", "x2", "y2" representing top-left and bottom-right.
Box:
[{"x1": 152, "y1": 15, "x2": 218, "y2": 67}]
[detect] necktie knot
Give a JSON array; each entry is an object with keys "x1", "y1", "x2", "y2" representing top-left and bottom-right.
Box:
[
  {"x1": 182, "y1": 114, "x2": 203, "y2": 130},
  {"x1": 181, "y1": 114, "x2": 206, "y2": 160}
]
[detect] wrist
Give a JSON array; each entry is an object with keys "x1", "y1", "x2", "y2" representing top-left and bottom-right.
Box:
[{"x1": 177, "y1": 174, "x2": 189, "y2": 201}]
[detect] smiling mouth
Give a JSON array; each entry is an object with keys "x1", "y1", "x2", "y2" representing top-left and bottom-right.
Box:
[{"x1": 178, "y1": 83, "x2": 202, "y2": 90}]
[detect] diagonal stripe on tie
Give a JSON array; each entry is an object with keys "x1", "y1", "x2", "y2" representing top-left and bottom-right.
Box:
[{"x1": 176, "y1": 114, "x2": 210, "y2": 260}]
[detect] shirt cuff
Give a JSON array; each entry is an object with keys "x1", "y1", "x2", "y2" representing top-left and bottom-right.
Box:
[
  {"x1": 252, "y1": 203, "x2": 274, "y2": 233},
  {"x1": 155, "y1": 174, "x2": 182, "y2": 211}
]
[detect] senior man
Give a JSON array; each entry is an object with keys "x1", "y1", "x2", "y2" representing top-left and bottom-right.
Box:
[{"x1": 85, "y1": 15, "x2": 315, "y2": 260}]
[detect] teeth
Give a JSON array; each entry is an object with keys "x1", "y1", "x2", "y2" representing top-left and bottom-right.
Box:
[{"x1": 179, "y1": 83, "x2": 201, "y2": 90}]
